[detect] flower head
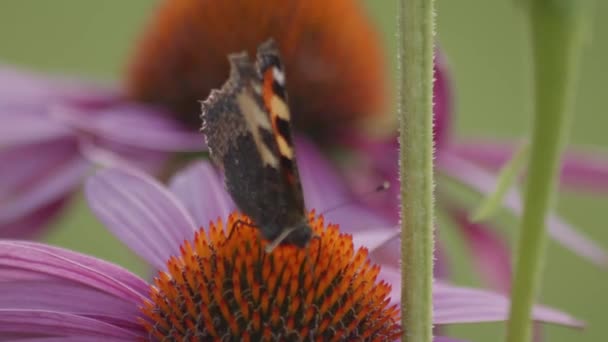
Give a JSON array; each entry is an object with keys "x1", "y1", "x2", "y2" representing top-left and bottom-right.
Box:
[
  {"x1": 127, "y1": 0, "x2": 386, "y2": 136},
  {"x1": 143, "y1": 213, "x2": 400, "y2": 341},
  {"x1": 0, "y1": 163, "x2": 582, "y2": 340}
]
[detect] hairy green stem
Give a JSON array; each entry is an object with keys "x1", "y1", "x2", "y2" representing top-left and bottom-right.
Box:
[
  {"x1": 397, "y1": 0, "x2": 435, "y2": 341},
  {"x1": 506, "y1": 1, "x2": 587, "y2": 341}
]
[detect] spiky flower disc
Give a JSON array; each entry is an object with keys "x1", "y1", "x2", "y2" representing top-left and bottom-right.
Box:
[{"x1": 141, "y1": 212, "x2": 401, "y2": 341}]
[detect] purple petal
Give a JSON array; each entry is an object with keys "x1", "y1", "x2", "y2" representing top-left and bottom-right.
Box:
[
  {"x1": 295, "y1": 138, "x2": 404, "y2": 269},
  {"x1": 0, "y1": 280, "x2": 141, "y2": 330},
  {"x1": 433, "y1": 51, "x2": 453, "y2": 150},
  {"x1": 353, "y1": 226, "x2": 405, "y2": 271},
  {"x1": 0, "y1": 309, "x2": 142, "y2": 339},
  {"x1": 297, "y1": 137, "x2": 352, "y2": 210},
  {"x1": 0, "y1": 112, "x2": 71, "y2": 146},
  {"x1": 0, "y1": 152, "x2": 87, "y2": 225},
  {"x1": 434, "y1": 338, "x2": 468, "y2": 342},
  {"x1": 333, "y1": 134, "x2": 402, "y2": 223},
  {"x1": 0, "y1": 65, "x2": 118, "y2": 110},
  {"x1": 54, "y1": 103, "x2": 204, "y2": 152},
  {"x1": 296, "y1": 137, "x2": 392, "y2": 230},
  {"x1": 446, "y1": 205, "x2": 512, "y2": 292},
  {"x1": 0, "y1": 140, "x2": 82, "y2": 239},
  {"x1": 0, "y1": 198, "x2": 70, "y2": 239},
  {"x1": 0, "y1": 65, "x2": 65, "y2": 105},
  {"x1": 4, "y1": 337, "x2": 129, "y2": 342},
  {"x1": 449, "y1": 140, "x2": 608, "y2": 193},
  {"x1": 379, "y1": 267, "x2": 583, "y2": 328},
  {"x1": 351, "y1": 226, "x2": 400, "y2": 254},
  {"x1": 0, "y1": 139, "x2": 78, "y2": 193},
  {"x1": 78, "y1": 139, "x2": 168, "y2": 175},
  {"x1": 556, "y1": 148, "x2": 608, "y2": 192},
  {"x1": 433, "y1": 282, "x2": 583, "y2": 328},
  {"x1": 438, "y1": 153, "x2": 608, "y2": 267},
  {"x1": 0, "y1": 241, "x2": 148, "y2": 303},
  {"x1": 169, "y1": 161, "x2": 235, "y2": 228},
  {"x1": 85, "y1": 167, "x2": 197, "y2": 270}
]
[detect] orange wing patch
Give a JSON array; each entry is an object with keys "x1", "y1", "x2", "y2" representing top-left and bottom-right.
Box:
[{"x1": 263, "y1": 68, "x2": 294, "y2": 161}]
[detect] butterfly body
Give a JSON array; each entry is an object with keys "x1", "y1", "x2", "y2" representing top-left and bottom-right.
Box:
[{"x1": 201, "y1": 39, "x2": 312, "y2": 248}]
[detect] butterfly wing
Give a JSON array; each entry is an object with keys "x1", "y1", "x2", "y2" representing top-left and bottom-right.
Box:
[
  {"x1": 201, "y1": 39, "x2": 307, "y2": 242},
  {"x1": 256, "y1": 39, "x2": 307, "y2": 219}
]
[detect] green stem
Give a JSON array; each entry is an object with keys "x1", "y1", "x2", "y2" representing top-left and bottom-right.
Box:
[
  {"x1": 506, "y1": 1, "x2": 587, "y2": 341},
  {"x1": 398, "y1": 0, "x2": 435, "y2": 341}
]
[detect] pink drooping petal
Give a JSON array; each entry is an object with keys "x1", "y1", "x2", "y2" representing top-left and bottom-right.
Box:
[
  {"x1": 0, "y1": 241, "x2": 148, "y2": 303},
  {"x1": 0, "y1": 139, "x2": 78, "y2": 194},
  {"x1": 0, "y1": 198, "x2": 70, "y2": 239},
  {"x1": 433, "y1": 281, "x2": 583, "y2": 328},
  {"x1": 438, "y1": 153, "x2": 608, "y2": 267},
  {"x1": 0, "y1": 139, "x2": 86, "y2": 238},
  {"x1": 169, "y1": 161, "x2": 235, "y2": 228},
  {"x1": 379, "y1": 267, "x2": 583, "y2": 328},
  {"x1": 0, "y1": 153, "x2": 87, "y2": 225},
  {"x1": 446, "y1": 205, "x2": 512, "y2": 292},
  {"x1": 85, "y1": 167, "x2": 197, "y2": 270},
  {"x1": 0, "y1": 65, "x2": 118, "y2": 111},
  {"x1": 433, "y1": 50, "x2": 453, "y2": 150},
  {"x1": 448, "y1": 140, "x2": 608, "y2": 193},
  {"x1": 0, "y1": 112, "x2": 71, "y2": 146},
  {"x1": 53, "y1": 103, "x2": 203, "y2": 152}
]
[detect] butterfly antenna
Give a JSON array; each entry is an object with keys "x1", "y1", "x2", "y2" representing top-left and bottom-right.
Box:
[
  {"x1": 318, "y1": 181, "x2": 390, "y2": 216},
  {"x1": 265, "y1": 226, "x2": 300, "y2": 253}
]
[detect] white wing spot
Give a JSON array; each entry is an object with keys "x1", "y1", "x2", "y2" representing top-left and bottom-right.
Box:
[{"x1": 272, "y1": 67, "x2": 285, "y2": 86}]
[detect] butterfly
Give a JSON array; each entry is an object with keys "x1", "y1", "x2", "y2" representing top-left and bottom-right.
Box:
[{"x1": 201, "y1": 39, "x2": 312, "y2": 251}]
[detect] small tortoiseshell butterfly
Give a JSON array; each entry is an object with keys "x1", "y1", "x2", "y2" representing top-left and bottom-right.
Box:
[{"x1": 201, "y1": 39, "x2": 312, "y2": 250}]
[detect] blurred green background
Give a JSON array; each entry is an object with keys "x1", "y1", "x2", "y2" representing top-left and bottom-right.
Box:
[{"x1": 1, "y1": 1, "x2": 606, "y2": 341}]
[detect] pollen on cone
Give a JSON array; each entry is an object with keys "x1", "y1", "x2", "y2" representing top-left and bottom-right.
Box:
[
  {"x1": 126, "y1": 0, "x2": 387, "y2": 136},
  {"x1": 141, "y1": 212, "x2": 401, "y2": 341}
]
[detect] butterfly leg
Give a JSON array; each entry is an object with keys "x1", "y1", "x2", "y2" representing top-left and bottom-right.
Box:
[{"x1": 227, "y1": 219, "x2": 257, "y2": 243}]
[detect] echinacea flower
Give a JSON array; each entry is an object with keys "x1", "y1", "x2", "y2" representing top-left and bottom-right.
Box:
[{"x1": 0, "y1": 163, "x2": 583, "y2": 340}]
